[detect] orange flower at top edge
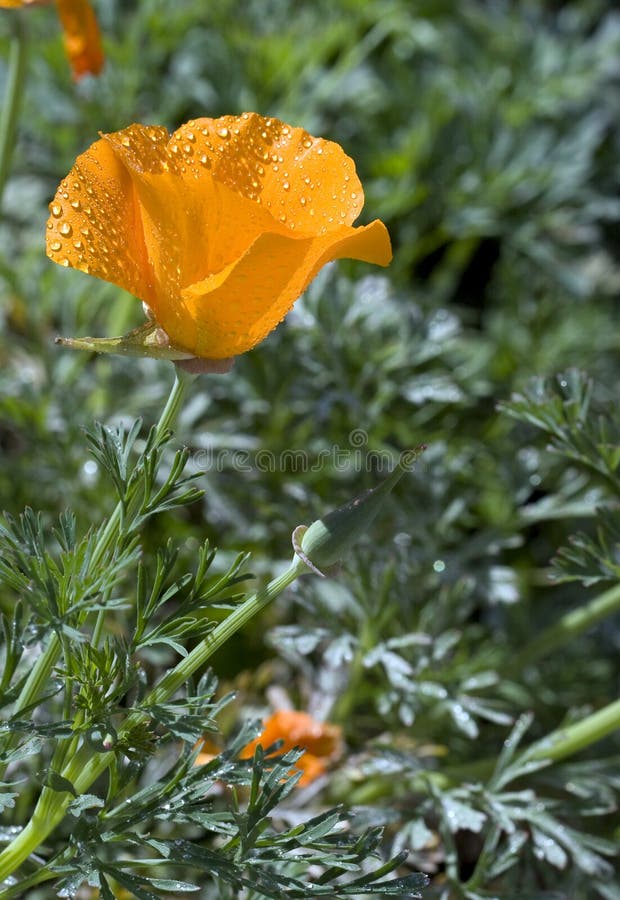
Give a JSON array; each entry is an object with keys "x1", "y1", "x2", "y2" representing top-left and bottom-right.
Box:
[
  {"x1": 56, "y1": 0, "x2": 104, "y2": 80},
  {"x1": 240, "y1": 710, "x2": 342, "y2": 786},
  {"x1": 46, "y1": 113, "x2": 392, "y2": 361},
  {"x1": 0, "y1": 0, "x2": 104, "y2": 80}
]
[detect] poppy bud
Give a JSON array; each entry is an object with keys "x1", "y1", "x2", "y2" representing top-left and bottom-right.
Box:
[{"x1": 293, "y1": 447, "x2": 425, "y2": 575}]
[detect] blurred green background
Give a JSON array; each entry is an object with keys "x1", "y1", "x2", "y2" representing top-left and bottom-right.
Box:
[{"x1": 0, "y1": 0, "x2": 619, "y2": 895}]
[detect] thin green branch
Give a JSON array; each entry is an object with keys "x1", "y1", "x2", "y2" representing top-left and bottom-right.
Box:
[
  {"x1": 0, "y1": 12, "x2": 28, "y2": 212},
  {"x1": 510, "y1": 581, "x2": 620, "y2": 673}
]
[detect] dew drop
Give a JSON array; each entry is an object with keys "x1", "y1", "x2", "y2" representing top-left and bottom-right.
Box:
[
  {"x1": 302, "y1": 138, "x2": 312, "y2": 148},
  {"x1": 283, "y1": 181, "x2": 290, "y2": 191},
  {"x1": 46, "y1": 221, "x2": 53, "y2": 230},
  {"x1": 185, "y1": 130, "x2": 195, "y2": 142},
  {"x1": 51, "y1": 204, "x2": 62, "y2": 217},
  {"x1": 50, "y1": 240, "x2": 62, "y2": 251},
  {"x1": 218, "y1": 127, "x2": 230, "y2": 138},
  {"x1": 73, "y1": 240, "x2": 83, "y2": 250},
  {"x1": 351, "y1": 192, "x2": 357, "y2": 199},
  {"x1": 280, "y1": 213, "x2": 287, "y2": 222},
  {"x1": 70, "y1": 199, "x2": 81, "y2": 210},
  {"x1": 59, "y1": 222, "x2": 72, "y2": 236},
  {"x1": 60, "y1": 258, "x2": 69, "y2": 267},
  {"x1": 300, "y1": 197, "x2": 306, "y2": 206}
]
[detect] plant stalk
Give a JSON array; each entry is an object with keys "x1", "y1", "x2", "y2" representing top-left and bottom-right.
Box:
[
  {"x1": 0, "y1": 556, "x2": 308, "y2": 881},
  {"x1": 0, "y1": 12, "x2": 28, "y2": 212},
  {"x1": 510, "y1": 581, "x2": 620, "y2": 672}
]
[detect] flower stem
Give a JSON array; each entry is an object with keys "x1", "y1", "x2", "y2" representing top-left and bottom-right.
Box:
[
  {"x1": 90, "y1": 367, "x2": 193, "y2": 647},
  {"x1": 509, "y1": 581, "x2": 620, "y2": 672},
  {"x1": 0, "y1": 370, "x2": 192, "y2": 778},
  {"x1": 0, "y1": 556, "x2": 308, "y2": 882},
  {"x1": 526, "y1": 697, "x2": 620, "y2": 764},
  {"x1": 146, "y1": 555, "x2": 307, "y2": 706},
  {"x1": 342, "y1": 698, "x2": 620, "y2": 806},
  {"x1": 0, "y1": 12, "x2": 28, "y2": 212}
]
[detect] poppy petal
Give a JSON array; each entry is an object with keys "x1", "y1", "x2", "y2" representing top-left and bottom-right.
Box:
[
  {"x1": 46, "y1": 133, "x2": 155, "y2": 302},
  {"x1": 173, "y1": 114, "x2": 366, "y2": 234},
  {"x1": 101, "y1": 126, "x2": 294, "y2": 341},
  {"x1": 180, "y1": 219, "x2": 392, "y2": 358}
]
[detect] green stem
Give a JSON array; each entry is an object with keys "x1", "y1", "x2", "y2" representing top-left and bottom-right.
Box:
[
  {"x1": 510, "y1": 581, "x2": 620, "y2": 672},
  {"x1": 0, "y1": 12, "x2": 28, "y2": 212},
  {"x1": 11, "y1": 371, "x2": 191, "y2": 716},
  {"x1": 0, "y1": 556, "x2": 308, "y2": 881},
  {"x1": 329, "y1": 618, "x2": 373, "y2": 725},
  {"x1": 91, "y1": 368, "x2": 193, "y2": 647},
  {"x1": 342, "y1": 698, "x2": 620, "y2": 807},
  {"x1": 526, "y1": 697, "x2": 620, "y2": 764},
  {"x1": 146, "y1": 556, "x2": 306, "y2": 706},
  {"x1": 0, "y1": 371, "x2": 192, "y2": 783}
]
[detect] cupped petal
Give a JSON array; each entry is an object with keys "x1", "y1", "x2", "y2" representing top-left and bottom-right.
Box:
[
  {"x1": 101, "y1": 125, "x2": 293, "y2": 336},
  {"x1": 178, "y1": 218, "x2": 392, "y2": 358},
  {"x1": 46, "y1": 131, "x2": 158, "y2": 303},
  {"x1": 172, "y1": 114, "x2": 366, "y2": 236},
  {"x1": 56, "y1": 0, "x2": 104, "y2": 80}
]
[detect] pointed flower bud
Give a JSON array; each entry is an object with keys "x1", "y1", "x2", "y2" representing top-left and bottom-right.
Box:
[{"x1": 293, "y1": 447, "x2": 425, "y2": 575}]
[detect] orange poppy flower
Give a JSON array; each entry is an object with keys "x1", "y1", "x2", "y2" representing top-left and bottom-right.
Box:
[
  {"x1": 0, "y1": 0, "x2": 104, "y2": 81},
  {"x1": 46, "y1": 113, "x2": 392, "y2": 361},
  {"x1": 240, "y1": 710, "x2": 342, "y2": 786},
  {"x1": 195, "y1": 710, "x2": 342, "y2": 787}
]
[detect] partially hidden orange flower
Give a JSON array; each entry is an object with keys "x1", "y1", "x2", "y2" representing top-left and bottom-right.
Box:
[
  {"x1": 0, "y1": 0, "x2": 104, "y2": 81},
  {"x1": 195, "y1": 710, "x2": 342, "y2": 787},
  {"x1": 46, "y1": 113, "x2": 392, "y2": 361}
]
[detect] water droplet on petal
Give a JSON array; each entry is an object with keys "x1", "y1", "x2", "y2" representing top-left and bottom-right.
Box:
[
  {"x1": 50, "y1": 240, "x2": 62, "y2": 251},
  {"x1": 218, "y1": 127, "x2": 230, "y2": 138},
  {"x1": 59, "y1": 222, "x2": 72, "y2": 236},
  {"x1": 51, "y1": 204, "x2": 62, "y2": 217}
]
